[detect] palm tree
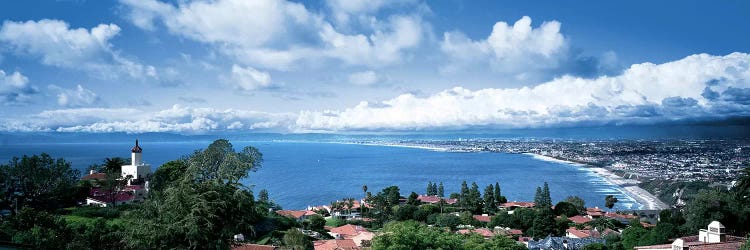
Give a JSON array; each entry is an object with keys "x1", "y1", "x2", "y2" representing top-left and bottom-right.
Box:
[{"x1": 362, "y1": 185, "x2": 368, "y2": 215}]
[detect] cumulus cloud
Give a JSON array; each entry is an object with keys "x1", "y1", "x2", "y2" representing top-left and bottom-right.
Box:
[
  {"x1": 295, "y1": 53, "x2": 750, "y2": 131},
  {"x1": 325, "y1": 0, "x2": 420, "y2": 26},
  {"x1": 51, "y1": 84, "x2": 100, "y2": 107},
  {"x1": 0, "y1": 105, "x2": 296, "y2": 133},
  {"x1": 0, "y1": 70, "x2": 37, "y2": 105},
  {"x1": 119, "y1": 0, "x2": 425, "y2": 70},
  {"x1": 440, "y1": 16, "x2": 566, "y2": 75},
  {"x1": 230, "y1": 65, "x2": 275, "y2": 91},
  {"x1": 0, "y1": 19, "x2": 156, "y2": 79}
]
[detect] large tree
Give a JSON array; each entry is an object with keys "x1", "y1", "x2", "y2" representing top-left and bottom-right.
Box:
[
  {"x1": 123, "y1": 139, "x2": 264, "y2": 249},
  {"x1": 149, "y1": 160, "x2": 188, "y2": 193},
  {"x1": 0, "y1": 154, "x2": 80, "y2": 212}
]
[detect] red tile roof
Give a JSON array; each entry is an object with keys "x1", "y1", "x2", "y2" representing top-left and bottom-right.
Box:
[
  {"x1": 87, "y1": 188, "x2": 135, "y2": 203},
  {"x1": 329, "y1": 224, "x2": 369, "y2": 239},
  {"x1": 473, "y1": 215, "x2": 492, "y2": 223},
  {"x1": 81, "y1": 172, "x2": 107, "y2": 180},
  {"x1": 457, "y1": 228, "x2": 495, "y2": 238},
  {"x1": 500, "y1": 201, "x2": 535, "y2": 208},
  {"x1": 232, "y1": 244, "x2": 279, "y2": 250},
  {"x1": 568, "y1": 215, "x2": 592, "y2": 224},
  {"x1": 566, "y1": 227, "x2": 591, "y2": 238},
  {"x1": 313, "y1": 239, "x2": 358, "y2": 250},
  {"x1": 416, "y1": 195, "x2": 457, "y2": 204},
  {"x1": 276, "y1": 210, "x2": 308, "y2": 219},
  {"x1": 507, "y1": 229, "x2": 523, "y2": 235}
]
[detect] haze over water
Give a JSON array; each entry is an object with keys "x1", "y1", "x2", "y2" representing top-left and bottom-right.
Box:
[{"x1": 0, "y1": 139, "x2": 640, "y2": 210}]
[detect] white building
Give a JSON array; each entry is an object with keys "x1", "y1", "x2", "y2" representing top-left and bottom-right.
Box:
[
  {"x1": 634, "y1": 221, "x2": 746, "y2": 250},
  {"x1": 121, "y1": 140, "x2": 152, "y2": 185}
]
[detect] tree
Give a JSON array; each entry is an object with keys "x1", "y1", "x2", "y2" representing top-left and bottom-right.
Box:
[
  {"x1": 362, "y1": 185, "x2": 368, "y2": 216},
  {"x1": 459, "y1": 181, "x2": 469, "y2": 209},
  {"x1": 494, "y1": 182, "x2": 506, "y2": 204},
  {"x1": 258, "y1": 189, "x2": 270, "y2": 203},
  {"x1": 100, "y1": 168, "x2": 129, "y2": 207},
  {"x1": 427, "y1": 181, "x2": 434, "y2": 195},
  {"x1": 282, "y1": 229, "x2": 313, "y2": 250},
  {"x1": 734, "y1": 166, "x2": 750, "y2": 199},
  {"x1": 462, "y1": 182, "x2": 482, "y2": 214},
  {"x1": 438, "y1": 182, "x2": 444, "y2": 197},
  {"x1": 150, "y1": 160, "x2": 188, "y2": 192},
  {"x1": 683, "y1": 188, "x2": 749, "y2": 235},
  {"x1": 529, "y1": 208, "x2": 556, "y2": 239},
  {"x1": 483, "y1": 184, "x2": 496, "y2": 214},
  {"x1": 123, "y1": 139, "x2": 264, "y2": 249},
  {"x1": 554, "y1": 201, "x2": 580, "y2": 217},
  {"x1": 102, "y1": 157, "x2": 128, "y2": 173},
  {"x1": 542, "y1": 182, "x2": 552, "y2": 207},
  {"x1": 0, "y1": 153, "x2": 80, "y2": 212},
  {"x1": 307, "y1": 214, "x2": 326, "y2": 231},
  {"x1": 371, "y1": 221, "x2": 463, "y2": 250},
  {"x1": 605, "y1": 195, "x2": 619, "y2": 209},
  {"x1": 564, "y1": 196, "x2": 586, "y2": 212},
  {"x1": 534, "y1": 187, "x2": 543, "y2": 207},
  {"x1": 407, "y1": 192, "x2": 420, "y2": 206}
]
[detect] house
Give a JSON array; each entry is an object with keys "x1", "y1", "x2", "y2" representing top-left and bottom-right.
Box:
[
  {"x1": 568, "y1": 215, "x2": 592, "y2": 224},
  {"x1": 499, "y1": 201, "x2": 535, "y2": 210},
  {"x1": 634, "y1": 221, "x2": 746, "y2": 250},
  {"x1": 328, "y1": 224, "x2": 374, "y2": 247},
  {"x1": 276, "y1": 210, "x2": 317, "y2": 222},
  {"x1": 313, "y1": 239, "x2": 359, "y2": 250},
  {"x1": 457, "y1": 228, "x2": 495, "y2": 239},
  {"x1": 84, "y1": 140, "x2": 152, "y2": 207},
  {"x1": 585, "y1": 207, "x2": 604, "y2": 218},
  {"x1": 231, "y1": 244, "x2": 279, "y2": 250},
  {"x1": 526, "y1": 236, "x2": 605, "y2": 250},
  {"x1": 565, "y1": 227, "x2": 618, "y2": 239},
  {"x1": 416, "y1": 195, "x2": 458, "y2": 205},
  {"x1": 473, "y1": 214, "x2": 492, "y2": 223},
  {"x1": 603, "y1": 212, "x2": 638, "y2": 224}
]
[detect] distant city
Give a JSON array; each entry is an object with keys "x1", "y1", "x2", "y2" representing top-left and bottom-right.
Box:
[{"x1": 365, "y1": 139, "x2": 750, "y2": 185}]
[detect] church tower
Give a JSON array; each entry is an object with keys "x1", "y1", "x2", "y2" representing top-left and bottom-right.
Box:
[{"x1": 121, "y1": 139, "x2": 152, "y2": 185}]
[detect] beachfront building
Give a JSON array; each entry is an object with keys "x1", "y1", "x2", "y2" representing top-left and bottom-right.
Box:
[
  {"x1": 634, "y1": 221, "x2": 746, "y2": 250},
  {"x1": 83, "y1": 140, "x2": 152, "y2": 207}
]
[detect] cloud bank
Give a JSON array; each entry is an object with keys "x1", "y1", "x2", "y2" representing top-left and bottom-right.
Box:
[{"x1": 1, "y1": 53, "x2": 749, "y2": 133}]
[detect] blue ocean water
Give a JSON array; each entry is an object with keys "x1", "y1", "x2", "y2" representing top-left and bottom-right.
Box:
[{"x1": 0, "y1": 140, "x2": 639, "y2": 210}]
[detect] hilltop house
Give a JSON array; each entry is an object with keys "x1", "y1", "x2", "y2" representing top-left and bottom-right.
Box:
[
  {"x1": 634, "y1": 221, "x2": 746, "y2": 250},
  {"x1": 83, "y1": 140, "x2": 152, "y2": 207}
]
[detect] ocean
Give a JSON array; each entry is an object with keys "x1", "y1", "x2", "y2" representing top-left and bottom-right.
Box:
[{"x1": 0, "y1": 140, "x2": 640, "y2": 210}]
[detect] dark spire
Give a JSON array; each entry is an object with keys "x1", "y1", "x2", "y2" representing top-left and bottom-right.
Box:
[{"x1": 131, "y1": 139, "x2": 142, "y2": 153}]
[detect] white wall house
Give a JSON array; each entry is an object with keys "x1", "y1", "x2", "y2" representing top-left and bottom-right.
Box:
[{"x1": 121, "y1": 140, "x2": 152, "y2": 185}]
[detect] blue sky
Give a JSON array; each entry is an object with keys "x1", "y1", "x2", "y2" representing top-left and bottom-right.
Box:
[{"x1": 0, "y1": 0, "x2": 749, "y2": 133}]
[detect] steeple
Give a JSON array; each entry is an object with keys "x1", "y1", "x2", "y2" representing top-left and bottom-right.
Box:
[{"x1": 131, "y1": 139, "x2": 143, "y2": 153}]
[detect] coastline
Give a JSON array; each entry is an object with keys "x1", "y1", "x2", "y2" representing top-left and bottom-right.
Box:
[{"x1": 523, "y1": 153, "x2": 669, "y2": 210}]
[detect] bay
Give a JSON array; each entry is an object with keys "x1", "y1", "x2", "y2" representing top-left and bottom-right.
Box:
[{"x1": 0, "y1": 140, "x2": 639, "y2": 210}]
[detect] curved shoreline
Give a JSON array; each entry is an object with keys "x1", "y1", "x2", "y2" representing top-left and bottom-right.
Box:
[{"x1": 523, "y1": 153, "x2": 668, "y2": 210}]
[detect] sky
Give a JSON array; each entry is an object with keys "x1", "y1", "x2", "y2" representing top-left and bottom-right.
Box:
[{"x1": 0, "y1": 0, "x2": 749, "y2": 133}]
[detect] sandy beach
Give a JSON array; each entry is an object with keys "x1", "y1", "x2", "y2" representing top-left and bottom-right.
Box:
[{"x1": 525, "y1": 153, "x2": 669, "y2": 210}]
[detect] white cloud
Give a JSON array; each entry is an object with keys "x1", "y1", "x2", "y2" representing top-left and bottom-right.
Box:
[
  {"x1": 325, "y1": 0, "x2": 419, "y2": 25},
  {"x1": 295, "y1": 53, "x2": 750, "y2": 131},
  {"x1": 0, "y1": 19, "x2": 156, "y2": 79},
  {"x1": 0, "y1": 70, "x2": 36, "y2": 105},
  {"x1": 348, "y1": 70, "x2": 380, "y2": 86},
  {"x1": 440, "y1": 16, "x2": 567, "y2": 76},
  {"x1": 120, "y1": 0, "x2": 425, "y2": 70},
  {"x1": 52, "y1": 84, "x2": 99, "y2": 107},
  {"x1": 0, "y1": 104, "x2": 296, "y2": 133},
  {"x1": 230, "y1": 65, "x2": 275, "y2": 91}
]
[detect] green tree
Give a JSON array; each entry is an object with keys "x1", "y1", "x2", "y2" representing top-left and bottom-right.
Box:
[
  {"x1": 407, "y1": 192, "x2": 420, "y2": 206},
  {"x1": 149, "y1": 160, "x2": 188, "y2": 192},
  {"x1": 258, "y1": 189, "x2": 270, "y2": 203},
  {"x1": 0, "y1": 153, "x2": 80, "y2": 212},
  {"x1": 529, "y1": 208, "x2": 556, "y2": 239},
  {"x1": 460, "y1": 181, "x2": 469, "y2": 209},
  {"x1": 123, "y1": 139, "x2": 264, "y2": 249},
  {"x1": 371, "y1": 221, "x2": 463, "y2": 250},
  {"x1": 99, "y1": 168, "x2": 129, "y2": 207},
  {"x1": 542, "y1": 182, "x2": 552, "y2": 208},
  {"x1": 564, "y1": 196, "x2": 586, "y2": 212},
  {"x1": 468, "y1": 182, "x2": 482, "y2": 213},
  {"x1": 494, "y1": 182, "x2": 507, "y2": 204},
  {"x1": 605, "y1": 195, "x2": 619, "y2": 209},
  {"x1": 102, "y1": 157, "x2": 128, "y2": 173},
  {"x1": 554, "y1": 201, "x2": 580, "y2": 217},
  {"x1": 483, "y1": 184, "x2": 496, "y2": 214},
  {"x1": 282, "y1": 228, "x2": 313, "y2": 250},
  {"x1": 438, "y1": 182, "x2": 445, "y2": 197},
  {"x1": 683, "y1": 188, "x2": 749, "y2": 235},
  {"x1": 427, "y1": 181, "x2": 434, "y2": 195}
]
